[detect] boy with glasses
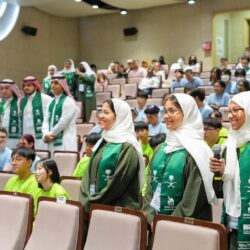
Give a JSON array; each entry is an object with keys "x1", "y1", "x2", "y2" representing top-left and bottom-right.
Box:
[{"x1": 0, "y1": 127, "x2": 12, "y2": 171}]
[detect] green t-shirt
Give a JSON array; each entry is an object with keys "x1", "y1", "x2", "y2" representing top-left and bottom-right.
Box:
[
  {"x1": 34, "y1": 183, "x2": 70, "y2": 215},
  {"x1": 4, "y1": 174, "x2": 38, "y2": 198},
  {"x1": 73, "y1": 156, "x2": 90, "y2": 178}
]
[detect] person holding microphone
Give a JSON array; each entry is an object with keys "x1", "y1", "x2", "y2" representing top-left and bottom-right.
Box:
[{"x1": 210, "y1": 91, "x2": 250, "y2": 250}]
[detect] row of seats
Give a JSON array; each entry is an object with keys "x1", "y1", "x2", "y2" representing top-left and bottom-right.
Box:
[{"x1": 0, "y1": 191, "x2": 227, "y2": 250}]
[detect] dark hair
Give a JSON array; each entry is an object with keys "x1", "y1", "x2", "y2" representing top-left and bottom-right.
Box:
[
  {"x1": 35, "y1": 158, "x2": 60, "y2": 189},
  {"x1": 184, "y1": 69, "x2": 193, "y2": 75},
  {"x1": 241, "y1": 56, "x2": 249, "y2": 62},
  {"x1": 208, "y1": 110, "x2": 222, "y2": 119},
  {"x1": 149, "y1": 133, "x2": 166, "y2": 149},
  {"x1": 220, "y1": 57, "x2": 228, "y2": 62},
  {"x1": 137, "y1": 91, "x2": 148, "y2": 99},
  {"x1": 174, "y1": 69, "x2": 184, "y2": 74},
  {"x1": 210, "y1": 67, "x2": 222, "y2": 81},
  {"x1": 188, "y1": 55, "x2": 197, "y2": 65},
  {"x1": 90, "y1": 64, "x2": 97, "y2": 69},
  {"x1": 134, "y1": 121, "x2": 149, "y2": 131},
  {"x1": 215, "y1": 80, "x2": 226, "y2": 89},
  {"x1": 103, "y1": 99, "x2": 116, "y2": 115},
  {"x1": 0, "y1": 127, "x2": 8, "y2": 135},
  {"x1": 190, "y1": 88, "x2": 205, "y2": 101},
  {"x1": 164, "y1": 94, "x2": 182, "y2": 111},
  {"x1": 235, "y1": 68, "x2": 246, "y2": 77},
  {"x1": 238, "y1": 80, "x2": 250, "y2": 91},
  {"x1": 222, "y1": 69, "x2": 231, "y2": 76},
  {"x1": 159, "y1": 56, "x2": 166, "y2": 65},
  {"x1": 11, "y1": 147, "x2": 36, "y2": 162},
  {"x1": 19, "y1": 134, "x2": 35, "y2": 150},
  {"x1": 86, "y1": 133, "x2": 101, "y2": 144},
  {"x1": 203, "y1": 118, "x2": 222, "y2": 129}
]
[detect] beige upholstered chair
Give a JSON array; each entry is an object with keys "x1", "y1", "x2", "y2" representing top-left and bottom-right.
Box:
[
  {"x1": 84, "y1": 204, "x2": 147, "y2": 250},
  {"x1": 126, "y1": 98, "x2": 138, "y2": 108},
  {"x1": 0, "y1": 171, "x2": 16, "y2": 190},
  {"x1": 0, "y1": 191, "x2": 33, "y2": 250},
  {"x1": 53, "y1": 151, "x2": 79, "y2": 176},
  {"x1": 122, "y1": 83, "x2": 138, "y2": 99},
  {"x1": 35, "y1": 150, "x2": 51, "y2": 159},
  {"x1": 96, "y1": 91, "x2": 112, "y2": 106},
  {"x1": 151, "y1": 88, "x2": 170, "y2": 98},
  {"x1": 76, "y1": 122, "x2": 95, "y2": 142},
  {"x1": 147, "y1": 98, "x2": 162, "y2": 107},
  {"x1": 106, "y1": 84, "x2": 121, "y2": 98},
  {"x1": 152, "y1": 214, "x2": 227, "y2": 250},
  {"x1": 60, "y1": 176, "x2": 82, "y2": 201},
  {"x1": 25, "y1": 197, "x2": 83, "y2": 250}
]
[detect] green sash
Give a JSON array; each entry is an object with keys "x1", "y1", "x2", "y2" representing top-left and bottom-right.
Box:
[
  {"x1": 238, "y1": 142, "x2": 250, "y2": 249},
  {"x1": 62, "y1": 72, "x2": 75, "y2": 91},
  {"x1": 89, "y1": 142, "x2": 123, "y2": 192},
  {"x1": 0, "y1": 98, "x2": 19, "y2": 138},
  {"x1": 20, "y1": 92, "x2": 44, "y2": 139},
  {"x1": 151, "y1": 143, "x2": 187, "y2": 214},
  {"x1": 43, "y1": 78, "x2": 51, "y2": 93},
  {"x1": 48, "y1": 94, "x2": 67, "y2": 146}
]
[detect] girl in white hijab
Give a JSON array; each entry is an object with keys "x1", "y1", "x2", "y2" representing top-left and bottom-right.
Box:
[
  {"x1": 80, "y1": 98, "x2": 144, "y2": 212},
  {"x1": 143, "y1": 93, "x2": 216, "y2": 222},
  {"x1": 42, "y1": 65, "x2": 57, "y2": 96},
  {"x1": 210, "y1": 91, "x2": 250, "y2": 249}
]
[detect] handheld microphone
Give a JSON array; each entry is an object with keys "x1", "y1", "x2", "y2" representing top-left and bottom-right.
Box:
[{"x1": 212, "y1": 144, "x2": 223, "y2": 198}]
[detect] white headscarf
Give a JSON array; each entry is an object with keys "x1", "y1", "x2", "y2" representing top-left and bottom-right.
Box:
[
  {"x1": 61, "y1": 59, "x2": 75, "y2": 74},
  {"x1": 79, "y1": 61, "x2": 96, "y2": 78},
  {"x1": 164, "y1": 93, "x2": 216, "y2": 204},
  {"x1": 93, "y1": 98, "x2": 145, "y2": 188},
  {"x1": 223, "y1": 91, "x2": 250, "y2": 217}
]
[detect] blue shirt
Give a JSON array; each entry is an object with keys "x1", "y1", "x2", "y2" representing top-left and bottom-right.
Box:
[
  {"x1": 171, "y1": 78, "x2": 188, "y2": 92},
  {"x1": 199, "y1": 103, "x2": 213, "y2": 120},
  {"x1": 206, "y1": 92, "x2": 230, "y2": 107},
  {"x1": 185, "y1": 77, "x2": 203, "y2": 90},
  {"x1": 135, "y1": 108, "x2": 147, "y2": 122},
  {"x1": 224, "y1": 81, "x2": 237, "y2": 94},
  {"x1": 0, "y1": 147, "x2": 12, "y2": 171},
  {"x1": 89, "y1": 124, "x2": 102, "y2": 134},
  {"x1": 148, "y1": 122, "x2": 167, "y2": 136},
  {"x1": 31, "y1": 156, "x2": 41, "y2": 173}
]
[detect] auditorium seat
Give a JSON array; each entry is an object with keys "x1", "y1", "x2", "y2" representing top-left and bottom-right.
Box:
[
  {"x1": 35, "y1": 150, "x2": 51, "y2": 159},
  {"x1": 96, "y1": 91, "x2": 112, "y2": 106},
  {"x1": 76, "y1": 122, "x2": 95, "y2": 142},
  {"x1": 126, "y1": 98, "x2": 138, "y2": 108},
  {"x1": 0, "y1": 171, "x2": 16, "y2": 190},
  {"x1": 84, "y1": 204, "x2": 147, "y2": 250},
  {"x1": 200, "y1": 71, "x2": 211, "y2": 79},
  {"x1": 106, "y1": 84, "x2": 121, "y2": 98},
  {"x1": 53, "y1": 151, "x2": 79, "y2": 176},
  {"x1": 94, "y1": 84, "x2": 104, "y2": 92},
  {"x1": 76, "y1": 101, "x2": 83, "y2": 123},
  {"x1": 174, "y1": 87, "x2": 185, "y2": 93},
  {"x1": 60, "y1": 176, "x2": 82, "y2": 201},
  {"x1": 89, "y1": 110, "x2": 99, "y2": 124},
  {"x1": 147, "y1": 98, "x2": 162, "y2": 107},
  {"x1": 122, "y1": 83, "x2": 138, "y2": 99},
  {"x1": 25, "y1": 197, "x2": 83, "y2": 250},
  {"x1": 198, "y1": 85, "x2": 214, "y2": 95},
  {"x1": 152, "y1": 214, "x2": 227, "y2": 250},
  {"x1": 151, "y1": 88, "x2": 170, "y2": 98},
  {"x1": 0, "y1": 191, "x2": 33, "y2": 250},
  {"x1": 219, "y1": 106, "x2": 229, "y2": 122},
  {"x1": 127, "y1": 77, "x2": 143, "y2": 85}
]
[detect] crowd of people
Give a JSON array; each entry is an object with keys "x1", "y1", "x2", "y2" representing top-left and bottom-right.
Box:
[{"x1": 1, "y1": 53, "x2": 250, "y2": 249}]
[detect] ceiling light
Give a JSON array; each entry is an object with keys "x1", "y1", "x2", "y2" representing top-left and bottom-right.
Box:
[
  {"x1": 92, "y1": 4, "x2": 99, "y2": 8},
  {"x1": 187, "y1": 0, "x2": 196, "y2": 4},
  {"x1": 74, "y1": 0, "x2": 82, "y2": 2},
  {"x1": 120, "y1": 9, "x2": 127, "y2": 15}
]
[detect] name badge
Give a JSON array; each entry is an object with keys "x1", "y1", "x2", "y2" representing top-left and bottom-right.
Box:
[
  {"x1": 79, "y1": 84, "x2": 84, "y2": 92},
  {"x1": 57, "y1": 196, "x2": 66, "y2": 204},
  {"x1": 150, "y1": 183, "x2": 161, "y2": 212},
  {"x1": 89, "y1": 184, "x2": 96, "y2": 195}
]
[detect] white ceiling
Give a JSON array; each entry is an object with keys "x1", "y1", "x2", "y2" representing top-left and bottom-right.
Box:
[{"x1": 5, "y1": 0, "x2": 185, "y2": 17}]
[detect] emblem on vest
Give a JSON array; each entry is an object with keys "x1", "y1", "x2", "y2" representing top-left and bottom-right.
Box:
[
  {"x1": 37, "y1": 119, "x2": 42, "y2": 125},
  {"x1": 55, "y1": 115, "x2": 59, "y2": 122},
  {"x1": 104, "y1": 169, "x2": 111, "y2": 181},
  {"x1": 167, "y1": 175, "x2": 176, "y2": 188},
  {"x1": 167, "y1": 196, "x2": 174, "y2": 207},
  {"x1": 35, "y1": 109, "x2": 40, "y2": 116},
  {"x1": 152, "y1": 170, "x2": 158, "y2": 182},
  {"x1": 12, "y1": 110, "x2": 17, "y2": 116}
]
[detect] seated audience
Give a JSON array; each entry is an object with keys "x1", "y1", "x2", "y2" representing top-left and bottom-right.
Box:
[
  {"x1": 236, "y1": 56, "x2": 249, "y2": 72},
  {"x1": 125, "y1": 59, "x2": 134, "y2": 74},
  {"x1": 209, "y1": 67, "x2": 222, "y2": 86},
  {"x1": 107, "y1": 62, "x2": 118, "y2": 74},
  {"x1": 96, "y1": 72, "x2": 108, "y2": 91},
  {"x1": 141, "y1": 60, "x2": 149, "y2": 70},
  {"x1": 34, "y1": 158, "x2": 70, "y2": 214},
  {"x1": 0, "y1": 127, "x2": 12, "y2": 171},
  {"x1": 171, "y1": 69, "x2": 188, "y2": 92},
  {"x1": 190, "y1": 88, "x2": 213, "y2": 120},
  {"x1": 18, "y1": 134, "x2": 41, "y2": 173},
  {"x1": 235, "y1": 68, "x2": 246, "y2": 83},
  {"x1": 73, "y1": 133, "x2": 101, "y2": 177},
  {"x1": 221, "y1": 69, "x2": 237, "y2": 94},
  {"x1": 206, "y1": 80, "x2": 230, "y2": 109},
  {"x1": 184, "y1": 69, "x2": 203, "y2": 92},
  {"x1": 144, "y1": 105, "x2": 167, "y2": 136},
  {"x1": 184, "y1": 55, "x2": 201, "y2": 73},
  {"x1": 220, "y1": 57, "x2": 231, "y2": 70},
  {"x1": 135, "y1": 92, "x2": 148, "y2": 122},
  {"x1": 4, "y1": 147, "x2": 38, "y2": 198},
  {"x1": 128, "y1": 60, "x2": 147, "y2": 78},
  {"x1": 203, "y1": 118, "x2": 227, "y2": 148},
  {"x1": 237, "y1": 79, "x2": 250, "y2": 93},
  {"x1": 170, "y1": 56, "x2": 186, "y2": 71}
]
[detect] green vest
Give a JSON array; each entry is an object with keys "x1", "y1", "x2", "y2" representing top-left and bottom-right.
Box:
[
  {"x1": 0, "y1": 97, "x2": 19, "y2": 138},
  {"x1": 20, "y1": 92, "x2": 44, "y2": 139},
  {"x1": 48, "y1": 94, "x2": 67, "y2": 146},
  {"x1": 62, "y1": 71, "x2": 75, "y2": 91},
  {"x1": 151, "y1": 143, "x2": 187, "y2": 214},
  {"x1": 89, "y1": 142, "x2": 122, "y2": 193},
  {"x1": 238, "y1": 142, "x2": 250, "y2": 249}
]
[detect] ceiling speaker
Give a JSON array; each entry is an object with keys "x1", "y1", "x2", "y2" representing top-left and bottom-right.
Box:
[
  {"x1": 21, "y1": 26, "x2": 37, "y2": 36},
  {"x1": 123, "y1": 27, "x2": 138, "y2": 36}
]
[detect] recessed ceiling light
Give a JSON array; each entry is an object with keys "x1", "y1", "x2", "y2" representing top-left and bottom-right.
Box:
[
  {"x1": 120, "y1": 9, "x2": 127, "y2": 15},
  {"x1": 75, "y1": 0, "x2": 82, "y2": 2},
  {"x1": 187, "y1": 0, "x2": 196, "y2": 5},
  {"x1": 92, "y1": 4, "x2": 99, "y2": 9}
]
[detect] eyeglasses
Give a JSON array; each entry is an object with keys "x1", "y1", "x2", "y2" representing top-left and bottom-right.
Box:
[
  {"x1": 96, "y1": 110, "x2": 114, "y2": 117},
  {"x1": 161, "y1": 108, "x2": 181, "y2": 117},
  {"x1": 228, "y1": 108, "x2": 244, "y2": 116}
]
